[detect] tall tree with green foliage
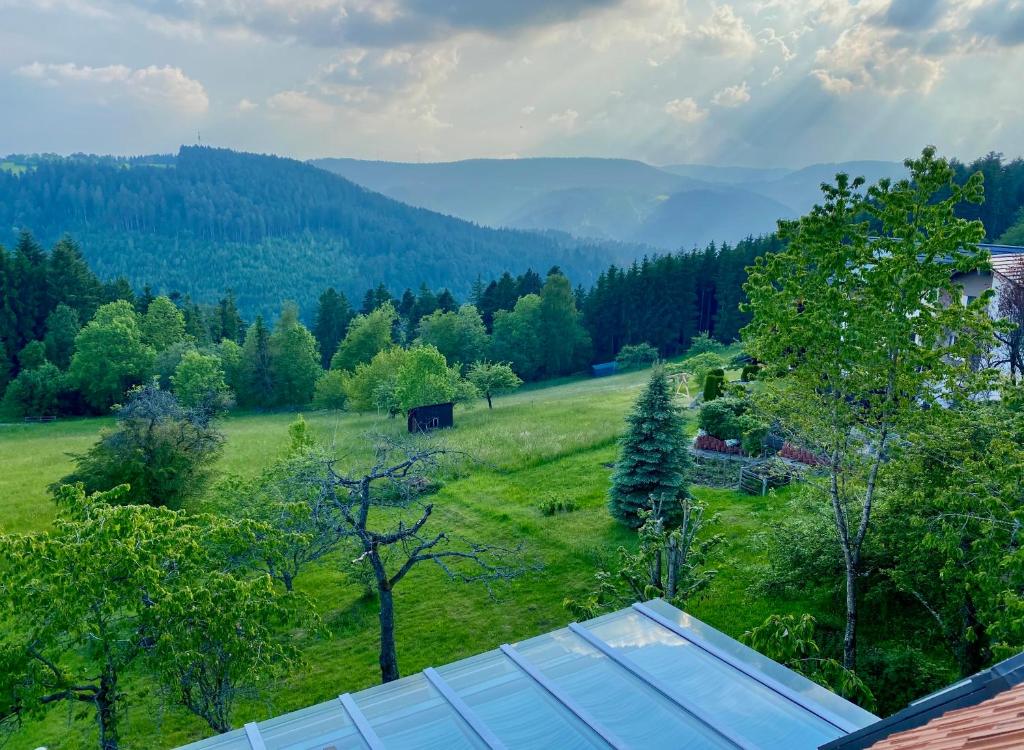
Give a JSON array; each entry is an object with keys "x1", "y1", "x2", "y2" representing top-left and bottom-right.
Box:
[
  {"x1": 269, "y1": 302, "x2": 321, "y2": 407},
  {"x1": 609, "y1": 366, "x2": 692, "y2": 528},
  {"x1": 0, "y1": 484, "x2": 298, "y2": 748},
  {"x1": 69, "y1": 300, "x2": 155, "y2": 411},
  {"x1": 466, "y1": 361, "x2": 522, "y2": 409},
  {"x1": 489, "y1": 294, "x2": 544, "y2": 380},
  {"x1": 217, "y1": 290, "x2": 245, "y2": 344},
  {"x1": 43, "y1": 303, "x2": 80, "y2": 370},
  {"x1": 238, "y1": 316, "x2": 275, "y2": 408},
  {"x1": 313, "y1": 287, "x2": 353, "y2": 367},
  {"x1": 1, "y1": 361, "x2": 61, "y2": 417},
  {"x1": 172, "y1": 350, "x2": 232, "y2": 412},
  {"x1": 141, "y1": 296, "x2": 188, "y2": 352},
  {"x1": 10, "y1": 230, "x2": 49, "y2": 351},
  {"x1": 395, "y1": 345, "x2": 473, "y2": 412},
  {"x1": 743, "y1": 148, "x2": 999, "y2": 669},
  {"x1": 331, "y1": 302, "x2": 397, "y2": 373},
  {"x1": 539, "y1": 273, "x2": 591, "y2": 377},
  {"x1": 56, "y1": 383, "x2": 224, "y2": 508},
  {"x1": 47, "y1": 236, "x2": 103, "y2": 323},
  {"x1": 415, "y1": 304, "x2": 488, "y2": 370},
  {"x1": 341, "y1": 347, "x2": 407, "y2": 414}
]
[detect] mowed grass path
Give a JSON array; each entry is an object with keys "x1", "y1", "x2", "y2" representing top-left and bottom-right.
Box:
[{"x1": 0, "y1": 368, "x2": 811, "y2": 749}]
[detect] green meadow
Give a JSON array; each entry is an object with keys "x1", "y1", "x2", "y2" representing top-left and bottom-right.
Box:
[{"x1": 0, "y1": 366, "x2": 823, "y2": 749}]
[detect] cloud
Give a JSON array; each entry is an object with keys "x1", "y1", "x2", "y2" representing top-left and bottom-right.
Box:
[
  {"x1": 15, "y1": 62, "x2": 208, "y2": 114},
  {"x1": 811, "y1": 22, "x2": 944, "y2": 95},
  {"x1": 684, "y1": 4, "x2": 757, "y2": 55},
  {"x1": 236, "y1": 98, "x2": 258, "y2": 112},
  {"x1": 968, "y1": 0, "x2": 1024, "y2": 48},
  {"x1": 123, "y1": 0, "x2": 625, "y2": 48},
  {"x1": 877, "y1": 0, "x2": 947, "y2": 31},
  {"x1": 548, "y1": 108, "x2": 580, "y2": 129},
  {"x1": 265, "y1": 90, "x2": 336, "y2": 122},
  {"x1": 712, "y1": 81, "x2": 751, "y2": 107},
  {"x1": 664, "y1": 97, "x2": 707, "y2": 123}
]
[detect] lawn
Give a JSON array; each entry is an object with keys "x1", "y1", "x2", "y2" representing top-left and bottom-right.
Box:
[{"x1": 0, "y1": 365, "x2": 820, "y2": 749}]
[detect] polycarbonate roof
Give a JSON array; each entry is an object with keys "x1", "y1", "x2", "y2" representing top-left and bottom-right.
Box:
[{"x1": 176, "y1": 599, "x2": 878, "y2": 750}]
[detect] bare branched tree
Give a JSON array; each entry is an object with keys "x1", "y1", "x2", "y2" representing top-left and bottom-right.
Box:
[
  {"x1": 302, "y1": 436, "x2": 524, "y2": 682},
  {"x1": 995, "y1": 258, "x2": 1024, "y2": 384}
]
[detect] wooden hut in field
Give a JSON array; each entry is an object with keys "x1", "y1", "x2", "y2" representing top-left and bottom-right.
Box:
[{"x1": 407, "y1": 402, "x2": 454, "y2": 433}]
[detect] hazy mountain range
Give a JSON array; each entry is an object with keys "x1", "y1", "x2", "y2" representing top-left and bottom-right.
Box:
[{"x1": 313, "y1": 157, "x2": 906, "y2": 250}]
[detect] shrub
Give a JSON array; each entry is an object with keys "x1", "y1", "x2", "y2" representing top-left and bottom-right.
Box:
[
  {"x1": 538, "y1": 496, "x2": 578, "y2": 516},
  {"x1": 741, "y1": 363, "x2": 761, "y2": 381},
  {"x1": 615, "y1": 343, "x2": 659, "y2": 370},
  {"x1": 681, "y1": 352, "x2": 726, "y2": 392},
  {"x1": 703, "y1": 369, "x2": 726, "y2": 401},
  {"x1": 698, "y1": 397, "x2": 747, "y2": 440},
  {"x1": 685, "y1": 332, "x2": 723, "y2": 357},
  {"x1": 738, "y1": 413, "x2": 770, "y2": 457},
  {"x1": 2, "y1": 362, "x2": 62, "y2": 417},
  {"x1": 312, "y1": 370, "x2": 347, "y2": 410}
]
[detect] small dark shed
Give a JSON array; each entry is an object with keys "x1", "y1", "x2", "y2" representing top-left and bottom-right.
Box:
[
  {"x1": 407, "y1": 402, "x2": 454, "y2": 433},
  {"x1": 592, "y1": 362, "x2": 617, "y2": 377}
]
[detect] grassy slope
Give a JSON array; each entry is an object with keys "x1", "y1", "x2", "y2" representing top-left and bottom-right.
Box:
[{"x1": 0, "y1": 366, "x2": 819, "y2": 749}]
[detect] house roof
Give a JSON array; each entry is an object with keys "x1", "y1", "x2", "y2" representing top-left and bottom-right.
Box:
[
  {"x1": 820, "y1": 652, "x2": 1024, "y2": 750},
  {"x1": 176, "y1": 599, "x2": 878, "y2": 750},
  {"x1": 864, "y1": 682, "x2": 1024, "y2": 750}
]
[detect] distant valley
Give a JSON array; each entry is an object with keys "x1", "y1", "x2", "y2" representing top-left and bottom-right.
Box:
[{"x1": 312, "y1": 156, "x2": 907, "y2": 250}]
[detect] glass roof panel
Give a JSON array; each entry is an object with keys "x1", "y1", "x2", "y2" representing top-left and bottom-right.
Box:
[
  {"x1": 176, "y1": 728, "x2": 252, "y2": 750},
  {"x1": 586, "y1": 608, "x2": 840, "y2": 749},
  {"x1": 640, "y1": 599, "x2": 878, "y2": 729},
  {"x1": 514, "y1": 627, "x2": 734, "y2": 749},
  {"x1": 353, "y1": 671, "x2": 488, "y2": 750},
  {"x1": 258, "y1": 699, "x2": 368, "y2": 750},
  {"x1": 436, "y1": 648, "x2": 608, "y2": 749}
]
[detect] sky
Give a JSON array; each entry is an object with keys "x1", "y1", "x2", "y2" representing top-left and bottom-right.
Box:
[{"x1": 1, "y1": 0, "x2": 1023, "y2": 167}]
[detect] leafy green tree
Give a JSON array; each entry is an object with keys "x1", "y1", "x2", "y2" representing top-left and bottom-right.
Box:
[
  {"x1": 172, "y1": 350, "x2": 232, "y2": 412},
  {"x1": 153, "y1": 341, "x2": 196, "y2": 388},
  {"x1": 142, "y1": 296, "x2": 188, "y2": 352},
  {"x1": 539, "y1": 273, "x2": 591, "y2": 377},
  {"x1": 312, "y1": 370, "x2": 348, "y2": 410},
  {"x1": 743, "y1": 148, "x2": 998, "y2": 669},
  {"x1": 216, "y1": 290, "x2": 245, "y2": 343},
  {"x1": 568, "y1": 497, "x2": 720, "y2": 620},
  {"x1": 69, "y1": 301, "x2": 155, "y2": 411},
  {"x1": 10, "y1": 230, "x2": 48, "y2": 351},
  {"x1": 0, "y1": 339, "x2": 10, "y2": 394},
  {"x1": 466, "y1": 361, "x2": 522, "y2": 409},
  {"x1": 56, "y1": 383, "x2": 223, "y2": 508},
  {"x1": 313, "y1": 287, "x2": 353, "y2": 367},
  {"x1": 415, "y1": 304, "x2": 488, "y2": 370},
  {"x1": 47, "y1": 236, "x2": 103, "y2": 323},
  {"x1": 268, "y1": 302, "x2": 321, "y2": 407},
  {"x1": 609, "y1": 367, "x2": 692, "y2": 528},
  {"x1": 217, "y1": 338, "x2": 244, "y2": 396},
  {"x1": 1, "y1": 361, "x2": 61, "y2": 417},
  {"x1": 615, "y1": 342, "x2": 659, "y2": 370},
  {"x1": 997, "y1": 208, "x2": 1024, "y2": 245},
  {"x1": 342, "y1": 347, "x2": 407, "y2": 414},
  {"x1": 878, "y1": 396, "x2": 1024, "y2": 676},
  {"x1": 43, "y1": 304, "x2": 80, "y2": 370},
  {"x1": 238, "y1": 316, "x2": 275, "y2": 408},
  {"x1": 742, "y1": 614, "x2": 875, "y2": 710},
  {"x1": 490, "y1": 294, "x2": 544, "y2": 380},
  {"x1": 684, "y1": 332, "x2": 723, "y2": 357},
  {"x1": 0, "y1": 485, "x2": 298, "y2": 747},
  {"x1": 331, "y1": 302, "x2": 397, "y2": 372},
  {"x1": 395, "y1": 345, "x2": 473, "y2": 411},
  {"x1": 17, "y1": 340, "x2": 47, "y2": 370}
]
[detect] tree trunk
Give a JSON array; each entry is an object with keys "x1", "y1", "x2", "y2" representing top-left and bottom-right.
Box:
[
  {"x1": 843, "y1": 558, "x2": 858, "y2": 670},
  {"x1": 959, "y1": 592, "x2": 987, "y2": 676},
  {"x1": 281, "y1": 571, "x2": 294, "y2": 592},
  {"x1": 486, "y1": 393, "x2": 493, "y2": 409},
  {"x1": 378, "y1": 584, "x2": 399, "y2": 683},
  {"x1": 96, "y1": 668, "x2": 119, "y2": 750}
]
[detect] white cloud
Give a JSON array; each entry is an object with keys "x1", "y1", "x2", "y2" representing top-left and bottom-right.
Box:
[
  {"x1": 664, "y1": 97, "x2": 707, "y2": 123},
  {"x1": 685, "y1": 4, "x2": 757, "y2": 55},
  {"x1": 265, "y1": 90, "x2": 336, "y2": 122},
  {"x1": 712, "y1": 81, "x2": 751, "y2": 107},
  {"x1": 811, "y1": 23, "x2": 944, "y2": 95},
  {"x1": 15, "y1": 62, "x2": 208, "y2": 114},
  {"x1": 521, "y1": 105, "x2": 536, "y2": 114},
  {"x1": 236, "y1": 98, "x2": 258, "y2": 112},
  {"x1": 548, "y1": 108, "x2": 580, "y2": 129}
]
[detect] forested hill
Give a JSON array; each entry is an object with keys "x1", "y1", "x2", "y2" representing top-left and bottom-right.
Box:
[{"x1": 0, "y1": 147, "x2": 641, "y2": 316}]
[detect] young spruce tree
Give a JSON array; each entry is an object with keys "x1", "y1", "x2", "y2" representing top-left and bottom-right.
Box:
[{"x1": 609, "y1": 366, "x2": 692, "y2": 528}]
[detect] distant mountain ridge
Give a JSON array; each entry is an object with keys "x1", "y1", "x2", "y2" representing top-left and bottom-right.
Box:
[
  {"x1": 312, "y1": 156, "x2": 907, "y2": 250},
  {"x1": 0, "y1": 147, "x2": 642, "y2": 316}
]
